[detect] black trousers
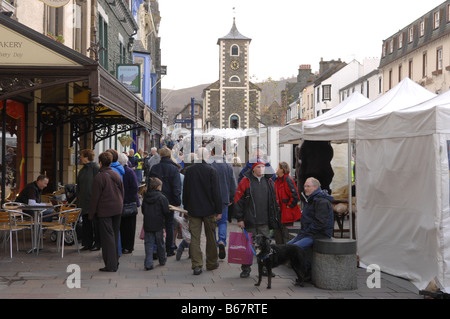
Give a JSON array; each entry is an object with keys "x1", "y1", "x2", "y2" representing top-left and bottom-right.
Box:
[
  {"x1": 120, "y1": 214, "x2": 137, "y2": 251},
  {"x1": 81, "y1": 215, "x2": 101, "y2": 248},
  {"x1": 98, "y1": 214, "x2": 121, "y2": 271}
]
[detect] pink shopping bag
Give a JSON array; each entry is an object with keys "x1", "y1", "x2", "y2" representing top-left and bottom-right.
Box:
[{"x1": 227, "y1": 231, "x2": 254, "y2": 265}]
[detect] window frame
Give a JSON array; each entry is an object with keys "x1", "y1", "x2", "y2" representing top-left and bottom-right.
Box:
[
  {"x1": 408, "y1": 26, "x2": 414, "y2": 43},
  {"x1": 322, "y1": 84, "x2": 331, "y2": 101},
  {"x1": 420, "y1": 20, "x2": 425, "y2": 37},
  {"x1": 434, "y1": 11, "x2": 440, "y2": 29}
]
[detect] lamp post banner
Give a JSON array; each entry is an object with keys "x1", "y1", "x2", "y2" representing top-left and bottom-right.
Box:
[{"x1": 40, "y1": 0, "x2": 70, "y2": 8}]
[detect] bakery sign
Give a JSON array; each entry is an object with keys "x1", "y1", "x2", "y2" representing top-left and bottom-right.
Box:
[
  {"x1": 0, "y1": 24, "x2": 80, "y2": 66},
  {"x1": 40, "y1": 0, "x2": 70, "y2": 7}
]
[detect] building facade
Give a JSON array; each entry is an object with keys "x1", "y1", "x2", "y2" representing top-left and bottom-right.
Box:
[
  {"x1": 0, "y1": 0, "x2": 162, "y2": 201},
  {"x1": 379, "y1": 0, "x2": 450, "y2": 94},
  {"x1": 282, "y1": 64, "x2": 316, "y2": 124},
  {"x1": 174, "y1": 100, "x2": 203, "y2": 131},
  {"x1": 203, "y1": 18, "x2": 261, "y2": 130}
]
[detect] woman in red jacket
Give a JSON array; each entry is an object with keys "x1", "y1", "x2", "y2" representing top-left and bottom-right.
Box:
[{"x1": 274, "y1": 162, "x2": 302, "y2": 244}]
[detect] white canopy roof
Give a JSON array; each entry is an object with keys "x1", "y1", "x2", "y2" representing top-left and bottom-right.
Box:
[
  {"x1": 278, "y1": 91, "x2": 370, "y2": 144},
  {"x1": 303, "y1": 78, "x2": 436, "y2": 141},
  {"x1": 356, "y1": 89, "x2": 450, "y2": 140}
]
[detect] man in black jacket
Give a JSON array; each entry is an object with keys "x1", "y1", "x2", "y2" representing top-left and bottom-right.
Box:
[
  {"x1": 234, "y1": 159, "x2": 281, "y2": 278},
  {"x1": 148, "y1": 147, "x2": 181, "y2": 256},
  {"x1": 183, "y1": 147, "x2": 222, "y2": 275},
  {"x1": 16, "y1": 175, "x2": 54, "y2": 222}
]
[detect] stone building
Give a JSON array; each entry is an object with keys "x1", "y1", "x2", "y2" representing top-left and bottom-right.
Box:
[{"x1": 203, "y1": 18, "x2": 261, "y2": 130}]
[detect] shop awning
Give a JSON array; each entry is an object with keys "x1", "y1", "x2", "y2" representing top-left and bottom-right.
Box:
[{"x1": 0, "y1": 13, "x2": 162, "y2": 141}]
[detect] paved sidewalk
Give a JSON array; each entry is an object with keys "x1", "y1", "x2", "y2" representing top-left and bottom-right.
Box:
[{"x1": 0, "y1": 212, "x2": 421, "y2": 299}]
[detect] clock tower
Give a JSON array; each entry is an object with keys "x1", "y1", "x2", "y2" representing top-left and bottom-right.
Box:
[{"x1": 203, "y1": 18, "x2": 261, "y2": 130}]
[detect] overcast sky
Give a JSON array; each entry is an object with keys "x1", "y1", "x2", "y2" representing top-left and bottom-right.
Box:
[{"x1": 158, "y1": 0, "x2": 445, "y2": 90}]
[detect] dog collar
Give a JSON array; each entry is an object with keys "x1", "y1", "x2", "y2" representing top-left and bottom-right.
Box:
[{"x1": 260, "y1": 248, "x2": 274, "y2": 261}]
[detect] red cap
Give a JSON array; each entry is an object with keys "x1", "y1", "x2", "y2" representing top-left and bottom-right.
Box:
[{"x1": 251, "y1": 159, "x2": 266, "y2": 170}]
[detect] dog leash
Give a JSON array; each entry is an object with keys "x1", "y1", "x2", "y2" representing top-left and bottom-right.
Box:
[{"x1": 243, "y1": 228, "x2": 257, "y2": 257}]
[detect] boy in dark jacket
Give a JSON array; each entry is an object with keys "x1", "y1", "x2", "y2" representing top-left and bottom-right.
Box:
[
  {"x1": 141, "y1": 177, "x2": 170, "y2": 270},
  {"x1": 148, "y1": 147, "x2": 181, "y2": 256}
]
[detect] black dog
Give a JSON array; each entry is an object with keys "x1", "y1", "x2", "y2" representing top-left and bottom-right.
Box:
[{"x1": 253, "y1": 234, "x2": 306, "y2": 289}]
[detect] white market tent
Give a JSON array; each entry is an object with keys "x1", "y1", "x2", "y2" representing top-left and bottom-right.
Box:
[
  {"x1": 279, "y1": 91, "x2": 370, "y2": 144},
  {"x1": 302, "y1": 78, "x2": 436, "y2": 141},
  {"x1": 278, "y1": 78, "x2": 444, "y2": 285},
  {"x1": 355, "y1": 90, "x2": 450, "y2": 292}
]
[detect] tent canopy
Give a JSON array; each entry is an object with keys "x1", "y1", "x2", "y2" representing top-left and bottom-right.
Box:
[
  {"x1": 355, "y1": 90, "x2": 450, "y2": 292},
  {"x1": 356, "y1": 89, "x2": 450, "y2": 140},
  {"x1": 302, "y1": 78, "x2": 436, "y2": 141},
  {"x1": 279, "y1": 78, "x2": 435, "y2": 144},
  {"x1": 278, "y1": 91, "x2": 370, "y2": 144}
]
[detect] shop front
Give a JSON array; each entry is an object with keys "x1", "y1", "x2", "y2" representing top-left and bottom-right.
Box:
[{"x1": 0, "y1": 13, "x2": 162, "y2": 202}]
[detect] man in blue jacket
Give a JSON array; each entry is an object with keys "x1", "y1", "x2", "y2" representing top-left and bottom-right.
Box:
[
  {"x1": 148, "y1": 147, "x2": 181, "y2": 256},
  {"x1": 288, "y1": 177, "x2": 334, "y2": 250}
]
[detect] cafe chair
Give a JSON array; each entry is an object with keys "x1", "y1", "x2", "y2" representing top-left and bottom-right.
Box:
[
  {"x1": 39, "y1": 208, "x2": 81, "y2": 258},
  {"x1": 1, "y1": 202, "x2": 35, "y2": 247},
  {"x1": 2, "y1": 202, "x2": 25, "y2": 210},
  {"x1": 0, "y1": 209, "x2": 33, "y2": 258}
]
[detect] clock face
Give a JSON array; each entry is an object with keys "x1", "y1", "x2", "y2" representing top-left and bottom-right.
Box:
[{"x1": 230, "y1": 60, "x2": 240, "y2": 70}]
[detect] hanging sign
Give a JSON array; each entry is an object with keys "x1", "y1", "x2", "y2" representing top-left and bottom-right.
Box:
[
  {"x1": 117, "y1": 64, "x2": 141, "y2": 93},
  {"x1": 40, "y1": 0, "x2": 70, "y2": 7}
]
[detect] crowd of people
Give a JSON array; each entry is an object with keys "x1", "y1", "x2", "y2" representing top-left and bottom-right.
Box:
[{"x1": 16, "y1": 142, "x2": 335, "y2": 277}]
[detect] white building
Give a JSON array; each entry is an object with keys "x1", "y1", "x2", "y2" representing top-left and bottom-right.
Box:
[{"x1": 315, "y1": 58, "x2": 379, "y2": 116}]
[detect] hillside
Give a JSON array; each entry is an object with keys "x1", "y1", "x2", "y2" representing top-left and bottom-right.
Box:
[{"x1": 161, "y1": 77, "x2": 296, "y2": 123}]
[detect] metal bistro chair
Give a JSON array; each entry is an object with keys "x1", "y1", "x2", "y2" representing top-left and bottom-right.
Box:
[
  {"x1": 39, "y1": 208, "x2": 81, "y2": 258},
  {"x1": 40, "y1": 203, "x2": 77, "y2": 248},
  {"x1": 1, "y1": 202, "x2": 34, "y2": 248},
  {"x1": 0, "y1": 209, "x2": 33, "y2": 258}
]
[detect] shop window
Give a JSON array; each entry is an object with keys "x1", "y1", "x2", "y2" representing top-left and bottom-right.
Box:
[{"x1": 0, "y1": 100, "x2": 26, "y2": 200}]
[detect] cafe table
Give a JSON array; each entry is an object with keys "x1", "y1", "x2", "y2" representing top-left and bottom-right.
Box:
[{"x1": 20, "y1": 204, "x2": 54, "y2": 254}]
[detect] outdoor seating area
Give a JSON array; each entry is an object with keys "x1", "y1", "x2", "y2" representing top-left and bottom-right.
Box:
[{"x1": 0, "y1": 193, "x2": 82, "y2": 259}]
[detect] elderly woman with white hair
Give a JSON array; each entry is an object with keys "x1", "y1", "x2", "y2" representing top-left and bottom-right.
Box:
[{"x1": 118, "y1": 152, "x2": 140, "y2": 254}]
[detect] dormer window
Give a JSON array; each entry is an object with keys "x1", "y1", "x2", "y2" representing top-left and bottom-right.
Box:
[
  {"x1": 398, "y1": 33, "x2": 403, "y2": 49},
  {"x1": 408, "y1": 26, "x2": 414, "y2": 43},
  {"x1": 434, "y1": 11, "x2": 440, "y2": 29},
  {"x1": 420, "y1": 20, "x2": 425, "y2": 37}
]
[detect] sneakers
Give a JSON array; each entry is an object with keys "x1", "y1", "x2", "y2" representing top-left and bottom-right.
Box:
[
  {"x1": 218, "y1": 242, "x2": 226, "y2": 260},
  {"x1": 176, "y1": 247, "x2": 183, "y2": 261},
  {"x1": 240, "y1": 269, "x2": 250, "y2": 278},
  {"x1": 193, "y1": 266, "x2": 202, "y2": 275}
]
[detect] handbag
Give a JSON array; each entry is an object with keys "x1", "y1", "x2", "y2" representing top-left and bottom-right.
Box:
[
  {"x1": 122, "y1": 202, "x2": 138, "y2": 217},
  {"x1": 227, "y1": 230, "x2": 254, "y2": 265}
]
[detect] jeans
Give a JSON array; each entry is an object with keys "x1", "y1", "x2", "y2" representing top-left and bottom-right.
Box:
[
  {"x1": 165, "y1": 213, "x2": 175, "y2": 254},
  {"x1": 287, "y1": 235, "x2": 314, "y2": 271},
  {"x1": 288, "y1": 236, "x2": 314, "y2": 250},
  {"x1": 144, "y1": 230, "x2": 166, "y2": 268},
  {"x1": 216, "y1": 206, "x2": 228, "y2": 246}
]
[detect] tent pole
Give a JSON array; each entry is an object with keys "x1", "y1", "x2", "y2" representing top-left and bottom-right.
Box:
[{"x1": 348, "y1": 138, "x2": 353, "y2": 239}]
